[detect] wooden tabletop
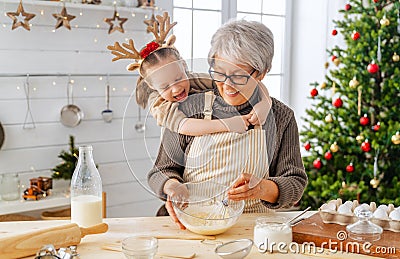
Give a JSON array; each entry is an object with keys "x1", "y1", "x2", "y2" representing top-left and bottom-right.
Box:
[{"x1": 0, "y1": 211, "x2": 384, "y2": 259}]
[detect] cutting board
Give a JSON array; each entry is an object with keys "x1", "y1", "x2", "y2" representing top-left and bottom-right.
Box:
[{"x1": 293, "y1": 213, "x2": 400, "y2": 258}]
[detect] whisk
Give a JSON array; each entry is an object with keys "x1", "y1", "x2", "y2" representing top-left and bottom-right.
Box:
[{"x1": 207, "y1": 196, "x2": 230, "y2": 220}]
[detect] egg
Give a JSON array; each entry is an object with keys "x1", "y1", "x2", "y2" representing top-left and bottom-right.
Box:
[
  {"x1": 354, "y1": 204, "x2": 371, "y2": 215},
  {"x1": 373, "y1": 208, "x2": 389, "y2": 220},
  {"x1": 343, "y1": 201, "x2": 353, "y2": 208},
  {"x1": 321, "y1": 203, "x2": 336, "y2": 212},
  {"x1": 389, "y1": 210, "x2": 400, "y2": 221},
  {"x1": 337, "y1": 204, "x2": 353, "y2": 215},
  {"x1": 377, "y1": 204, "x2": 388, "y2": 212}
]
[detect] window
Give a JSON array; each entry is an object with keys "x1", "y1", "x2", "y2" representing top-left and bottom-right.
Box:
[{"x1": 173, "y1": 0, "x2": 288, "y2": 99}]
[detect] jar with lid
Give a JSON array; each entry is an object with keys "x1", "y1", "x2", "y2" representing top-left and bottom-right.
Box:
[
  {"x1": 0, "y1": 173, "x2": 20, "y2": 201},
  {"x1": 254, "y1": 216, "x2": 292, "y2": 253},
  {"x1": 70, "y1": 145, "x2": 102, "y2": 227}
]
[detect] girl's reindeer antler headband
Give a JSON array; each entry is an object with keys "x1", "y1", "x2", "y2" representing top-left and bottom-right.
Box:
[{"x1": 107, "y1": 12, "x2": 177, "y2": 72}]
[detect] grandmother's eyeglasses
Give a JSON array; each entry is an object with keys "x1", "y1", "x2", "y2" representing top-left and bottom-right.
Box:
[{"x1": 208, "y1": 68, "x2": 256, "y2": 85}]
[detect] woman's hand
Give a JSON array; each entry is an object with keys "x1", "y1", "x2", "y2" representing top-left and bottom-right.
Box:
[
  {"x1": 227, "y1": 173, "x2": 279, "y2": 203},
  {"x1": 163, "y1": 179, "x2": 189, "y2": 230}
]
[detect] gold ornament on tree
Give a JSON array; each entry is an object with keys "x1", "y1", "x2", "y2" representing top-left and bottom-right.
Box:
[
  {"x1": 333, "y1": 58, "x2": 341, "y2": 66},
  {"x1": 380, "y1": 15, "x2": 390, "y2": 26},
  {"x1": 6, "y1": 0, "x2": 36, "y2": 31},
  {"x1": 349, "y1": 76, "x2": 359, "y2": 88},
  {"x1": 325, "y1": 113, "x2": 333, "y2": 123},
  {"x1": 330, "y1": 142, "x2": 339, "y2": 153},
  {"x1": 320, "y1": 82, "x2": 327, "y2": 89},
  {"x1": 53, "y1": 3, "x2": 76, "y2": 30},
  {"x1": 104, "y1": 5, "x2": 128, "y2": 34},
  {"x1": 356, "y1": 135, "x2": 364, "y2": 143},
  {"x1": 393, "y1": 52, "x2": 400, "y2": 62},
  {"x1": 392, "y1": 131, "x2": 400, "y2": 145}
]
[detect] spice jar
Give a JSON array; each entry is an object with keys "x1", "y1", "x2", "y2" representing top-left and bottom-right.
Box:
[
  {"x1": 0, "y1": 173, "x2": 20, "y2": 201},
  {"x1": 254, "y1": 216, "x2": 292, "y2": 253}
]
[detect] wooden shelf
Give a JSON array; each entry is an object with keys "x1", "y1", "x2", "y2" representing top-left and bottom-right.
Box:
[
  {"x1": 3, "y1": 0, "x2": 161, "y2": 14},
  {"x1": 0, "y1": 190, "x2": 70, "y2": 215}
]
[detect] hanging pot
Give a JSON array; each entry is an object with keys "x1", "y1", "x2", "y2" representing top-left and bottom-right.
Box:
[
  {"x1": 60, "y1": 80, "x2": 84, "y2": 127},
  {"x1": 0, "y1": 121, "x2": 4, "y2": 149}
]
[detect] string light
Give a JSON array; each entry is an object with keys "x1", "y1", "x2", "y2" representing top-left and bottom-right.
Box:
[
  {"x1": 131, "y1": 12, "x2": 135, "y2": 17},
  {"x1": 96, "y1": 24, "x2": 100, "y2": 28},
  {"x1": 33, "y1": 87, "x2": 37, "y2": 91},
  {"x1": 113, "y1": 87, "x2": 117, "y2": 91},
  {"x1": 99, "y1": 76, "x2": 103, "y2": 81},
  {"x1": 94, "y1": 37, "x2": 98, "y2": 43},
  {"x1": 40, "y1": 10, "x2": 44, "y2": 15},
  {"x1": 16, "y1": 86, "x2": 20, "y2": 90},
  {"x1": 83, "y1": 87, "x2": 87, "y2": 91},
  {"x1": 52, "y1": 81, "x2": 56, "y2": 86}
]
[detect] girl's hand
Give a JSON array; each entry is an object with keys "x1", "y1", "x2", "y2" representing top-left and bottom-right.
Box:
[
  {"x1": 164, "y1": 179, "x2": 189, "y2": 230},
  {"x1": 221, "y1": 114, "x2": 251, "y2": 133}
]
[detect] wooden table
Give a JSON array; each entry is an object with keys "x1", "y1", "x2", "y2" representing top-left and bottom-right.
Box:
[{"x1": 0, "y1": 211, "x2": 383, "y2": 259}]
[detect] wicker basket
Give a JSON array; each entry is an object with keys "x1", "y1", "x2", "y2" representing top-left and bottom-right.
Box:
[
  {"x1": 0, "y1": 214, "x2": 38, "y2": 222},
  {"x1": 41, "y1": 208, "x2": 71, "y2": 220}
]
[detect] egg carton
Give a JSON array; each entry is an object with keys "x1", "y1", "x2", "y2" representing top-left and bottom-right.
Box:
[{"x1": 319, "y1": 198, "x2": 400, "y2": 232}]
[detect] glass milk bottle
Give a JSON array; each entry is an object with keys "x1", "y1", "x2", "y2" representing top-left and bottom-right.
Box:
[{"x1": 71, "y1": 145, "x2": 102, "y2": 227}]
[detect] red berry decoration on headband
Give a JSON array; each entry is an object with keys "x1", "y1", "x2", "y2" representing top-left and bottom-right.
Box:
[
  {"x1": 304, "y1": 142, "x2": 311, "y2": 151},
  {"x1": 345, "y1": 3, "x2": 352, "y2": 10},
  {"x1": 360, "y1": 114, "x2": 370, "y2": 126},
  {"x1": 313, "y1": 158, "x2": 322, "y2": 169},
  {"x1": 324, "y1": 151, "x2": 333, "y2": 160},
  {"x1": 333, "y1": 97, "x2": 343, "y2": 108},
  {"x1": 332, "y1": 29, "x2": 338, "y2": 36},
  {"x1": 361, "y1": 140, "x2": 371, "y2": 152},
  {"x1": 367, "y1": 62, "x2": 379, "y2": 73},
  {"x1": 346, "y1": 163, "x2": 355, "y2": 173},
  {"x1": 351, "y1": 31, "x2": 360, "y2": 40},
  {"x1": 310, "y1": 88, "x2": 318, "y2": 97},
  {"x1": 140, "y1": 41, "x2": 160, "y2": 59}
]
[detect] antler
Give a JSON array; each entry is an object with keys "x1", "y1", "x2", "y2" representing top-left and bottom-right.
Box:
[
  {"x1": 107, "y1": 39, "x2": 141, "y2": 62},
  {"x1": 148, "y1": 12, "x2": 177, "y2": 45}
]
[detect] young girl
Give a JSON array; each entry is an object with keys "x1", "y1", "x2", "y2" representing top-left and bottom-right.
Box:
[{"x1": 108, "y1": 12, "x2": 270, "y2": 136}]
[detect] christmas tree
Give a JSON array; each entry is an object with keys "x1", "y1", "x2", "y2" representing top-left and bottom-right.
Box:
[
  {"x1": 300, "y1": 0, "x2": 400, "y2": 209},
  {"x1": 52, "y1": 135, "x2": 79, "y2": 180}
]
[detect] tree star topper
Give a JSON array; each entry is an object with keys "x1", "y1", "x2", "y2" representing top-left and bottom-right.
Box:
[
  {"x1": 6, "y1": 0, "x2": 36, "y2": 31},
  {"x1": 104, "y1": 10, "x2": 128, "y2": 34},
  {"x1": 53, "y1": 6, "x2": 76, "y2": 30}
]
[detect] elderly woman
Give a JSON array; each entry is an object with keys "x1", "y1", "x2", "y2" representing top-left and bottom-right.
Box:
[{"x1": 148, "y1": 20, "x2": 307, "y2": 229}]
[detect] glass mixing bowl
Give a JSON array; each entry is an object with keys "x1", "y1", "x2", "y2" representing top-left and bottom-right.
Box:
[{"x1": 171, "y1": 181, "x2": 245, "y2": 235}]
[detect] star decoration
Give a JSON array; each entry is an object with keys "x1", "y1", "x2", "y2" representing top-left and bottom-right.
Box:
[
  {"x1": 104, "y1": 10, "x2": 128, "y2": 34},
  {"x1": 144, "y1": 13, "x2": 158, "y2": 33},
  {"x1": 6, "y1": 1, "x2": 36, "y2": 31},
  {"x1": 52, "y1": 6, "x2": 76, "y2": 30}
]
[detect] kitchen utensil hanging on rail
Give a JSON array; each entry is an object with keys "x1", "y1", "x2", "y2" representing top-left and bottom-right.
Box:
[
  {"x1": 135, "y1": 107, "x2": 145, "y2": 133},
  {"x1": 60, "y1": 77, "x2": 84, "y2": 127},
  {"x1": 23, "y1": 74, "x2": 36, "y2": 129},
  {"x1": 101, "y1": 75, "x2": 113, "y2": 123}
]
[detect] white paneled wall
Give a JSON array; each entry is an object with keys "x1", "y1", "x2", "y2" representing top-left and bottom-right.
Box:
[{"x1": 0, "y1": 0, "x2": 167, "y2": 217}]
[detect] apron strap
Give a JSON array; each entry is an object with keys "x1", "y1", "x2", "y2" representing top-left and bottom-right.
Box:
[
  {"x1": 254, "y1": 125, "x2": 262, "y2": 130},
  {"x1": 203, "y1": 91, "x2": 215, "y2": 120}
]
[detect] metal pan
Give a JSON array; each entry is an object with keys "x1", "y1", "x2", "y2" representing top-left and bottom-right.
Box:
[
  {"x1": 0, "y1": 121, "x2": 4, "y2": 149},
  {"x1": 60, "y1": 79, "x2": 84, "y2": 127}
]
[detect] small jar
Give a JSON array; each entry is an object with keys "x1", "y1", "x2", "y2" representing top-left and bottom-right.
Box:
[
  {"x1": 0, "y1": 173, "x2": 20, "y2": 201},
  {"x1": 254, "y1": 216, "x2": 292, "y2": 253}
]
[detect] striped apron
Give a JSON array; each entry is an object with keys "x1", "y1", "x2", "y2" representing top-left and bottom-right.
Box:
[{"x1": 183, "y1": 91, "x2": 269, "y2": 213}]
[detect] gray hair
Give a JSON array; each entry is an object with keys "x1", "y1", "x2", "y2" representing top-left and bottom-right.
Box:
[{"x1": 208, "y1": 19, "x2": 274, "y2": 73}]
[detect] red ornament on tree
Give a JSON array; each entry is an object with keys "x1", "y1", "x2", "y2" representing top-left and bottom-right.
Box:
[
  {"x1": 331, "y1": 55, "x2": 337, "y2": 62},
  {"x1": 332, "y1": 29, "x2": 338, "y2": 36},
  {"x1": 360, "y1": 114, "x2": 370, "y2": 126},
  {"x1": 313, "y1": 158, "x2": 322, "y2": 169},
  {"x1": 345, "y1": 3, "x2": 352, "y2": 11},
  {"x1": 346, "y1": 163, "x2": 355, "y2": 173},
  {"x1": 367, "y1": 62, "x2": 379, "y2": 73},
  {"x1": 310, "y1": 88, "x2": 318, "y2": 97},
  {"x1": 304, "y1": 142, "x2": 311, "y2": 151},
  {"x1": 373, "y1": 0, "x2": 379, "y2": 2},
  {"x1": 333, "y1": 97, "x2": 343, "y2": 108},
  {"x1": 372, "y1": 122, "x2": 381, "y2": 131},
  {"x1": 351, "y1": 31, "x2": 360, "y2": 40},
  {"x1": 324, "y1": 151, "x2": 333, "y2": 160},
  {"x1": 361, "y1": 140, "x2": 371, "y2": 152}
]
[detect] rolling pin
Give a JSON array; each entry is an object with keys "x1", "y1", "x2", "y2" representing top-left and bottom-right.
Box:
[{"x1": 0, "y1": 222, "x2": 108, "y2": 259}]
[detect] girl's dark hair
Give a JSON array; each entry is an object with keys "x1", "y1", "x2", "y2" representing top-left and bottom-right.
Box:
[{"x1": 136, "y1": 47, "x2": 185, "y2": 108}]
